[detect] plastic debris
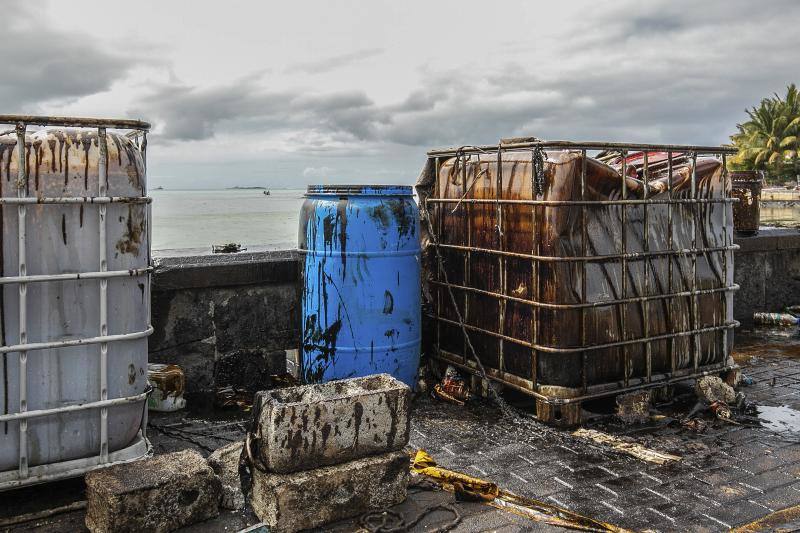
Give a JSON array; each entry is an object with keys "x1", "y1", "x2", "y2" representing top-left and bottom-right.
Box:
[
  {"x1": 572, "y1": 428, "x2": 681, "y2": 465},
  {"x1": 215, "y1": 386, "x2": 253, "y2": 411},
  {"x1": 753, "y1": 312, "x2": 800, "y2": 326},
  {"x1": 695, "y1": 376, "x2": 736, "y2": 405},
  {"x1": 147, "y1": 364, "x2": 187, "y2": 412},
  {"x1": 741, "y1": 374, "x2": 755, "y2": 386},
  {"x1": 432, "y1": 365, "x2": 471, "y2": 406},
  {"x1": 212, "y1": 243, "x2": 245, "y2": 253},
  {"x1": 681, "y1": 418, "x2": 708, "y2": 432}
]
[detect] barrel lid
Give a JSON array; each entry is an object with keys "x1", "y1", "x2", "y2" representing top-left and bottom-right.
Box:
[{"x1": 306, "y1": 184, "x2": 413, "y2": 196}]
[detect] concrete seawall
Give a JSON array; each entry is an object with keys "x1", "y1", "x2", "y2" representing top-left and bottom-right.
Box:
[
  {"x1": 150, "y1": 249, "x2": 300, "y2": 392},
  {"x1": 151, "y1": 227, "x2": 800, "y2": 390}
]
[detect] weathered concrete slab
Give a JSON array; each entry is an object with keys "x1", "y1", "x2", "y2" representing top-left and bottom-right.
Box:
[
  {"x1": 85, "y1": 449, "x2": 221, "y2": 533},
  {"x1": 207, "y1": 441, "x2": 245, "y2": 510},
  {"x1": 250, "y1": 450, "x2": 409, "y2": 532},
  {"x1": 255, "y1": 373, "x2": 410, "y2": 473}
]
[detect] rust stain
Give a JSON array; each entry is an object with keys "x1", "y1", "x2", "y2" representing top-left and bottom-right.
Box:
[{"x1": 115, "y1": 204, "x2": 146, "y2": 256}]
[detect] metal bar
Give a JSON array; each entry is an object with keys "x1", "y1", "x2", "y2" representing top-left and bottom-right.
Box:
[
  {"x1": 691, "y1": 152, "x2": 699, "y2": 372},
  {"x1": 0, "y1": 197, "x2": 151, "y2": 205},
  {"x1": 427, "y1": 198, "x2": 734, "y2": 206},
  {"x1": 0, "y1": 267, "x2": 152, "y2": 285},
  {"x1": 0, "y1": 392, "x2": 150, "y2": 423},
  {"x1": 430, "y1": 280, "x2": 738, "y2": 309},
  {"x1": 668, "y1": 152, "x2": 675, "y2": 374},
  {"x1": 141, "y1": 128, "x2": 151, "y2": 445},
  {"x1": 496, "y1": 145, "x2": 505, "y2": 374},
  {"x1": 580, "y1": 150, "x2": 588, "y2": 392},
  {"x1": 434, "y1": 157, "x2": 442, "y2": 361},
  {"x1": 428, "y1": 140, "x2": 737, "y2": 157},
  {"x1": 721, "y1": 153, "x2": 729, "y2": 363},
  {"x1": 15, "y1": 122, "x2": 28, "y2": 479},
  {"x1": 462, "y1": 155, "x2": 470, "y2": 366},
  {"x1": 0, "y1": 327, "x2": 154, "y2": 355},
  {"x1": 530, "y1": 150, "x2": 539, "y2": 388},
  {"x1": 643, "y1": 151, "x2": 651, "y2": 383},
  {"x1": 0, "y1": 115, "x2": 150, "y2": 130},
  {"x1": 433, "y1": 242, "x2": 738, "y2": 262},
  {"x1": 621, "y1": 151, "x2": 629, "y2": 388},
  {"x1": 98, "y1": 127, "x2": 109, "y2": 463},
  {"x1": 431, "y1": 314, "x2": 737, "y2": 354}
]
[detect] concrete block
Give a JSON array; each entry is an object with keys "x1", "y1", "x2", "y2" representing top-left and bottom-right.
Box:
[
  {"x1": 85, "y1": 449, "x2": 221, "y2": 533},
  {"x1": 255, "y1": 374, "x2": 410, "y2": 473},
  {"x1": 207, "y1": 441, "x2": 245, "y2": 510},
  {"x1": 250, "y1": 450, "x2": 409, "y2": 533}
]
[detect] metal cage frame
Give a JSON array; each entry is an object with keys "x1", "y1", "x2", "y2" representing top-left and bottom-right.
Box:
[
  {"x1": 425, "y1": 139, "x2": 740, "y2": 407},
  {"x1": 0, "y1": 115, "x2": 152, "y2": 490}
]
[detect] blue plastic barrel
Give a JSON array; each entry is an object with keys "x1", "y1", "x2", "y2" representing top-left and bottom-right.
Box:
[{"x1": 299, "y1": 185, "x2": 421, "y2": 387}]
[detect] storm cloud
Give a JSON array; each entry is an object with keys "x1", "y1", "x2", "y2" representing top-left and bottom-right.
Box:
[
  {"x1": 0, "y1": 3, "x2": 149, "y2": 111},
  {"x1": 5, "y1": 0, "x2": 800, "y2": 187}
]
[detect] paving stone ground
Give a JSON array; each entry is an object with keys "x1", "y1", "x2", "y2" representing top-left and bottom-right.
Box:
[{"x1": 4, "y1": 329, "x2": 800, "y2": 532}]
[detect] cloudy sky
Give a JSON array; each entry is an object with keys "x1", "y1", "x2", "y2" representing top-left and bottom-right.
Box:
[{"x1": 5, "y1": 0, "x2": 799, "y2": 188}]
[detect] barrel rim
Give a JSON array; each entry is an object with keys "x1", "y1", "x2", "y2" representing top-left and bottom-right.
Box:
[{"x1": 306, "y1": 184, "x2": 413, "y2": 196}]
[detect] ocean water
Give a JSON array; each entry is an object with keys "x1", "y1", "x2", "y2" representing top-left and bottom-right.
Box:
[{"x1": 151, "y1": 189, "x2": 306, "y2": 251}]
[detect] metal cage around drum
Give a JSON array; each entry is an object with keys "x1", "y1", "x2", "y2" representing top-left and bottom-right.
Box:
[
  {"x1": 421, "y1": 139, "x2": 739, "y2": 414},
  {"x1": 0, "y1": 115, "x2": 152, "y2": 490}
]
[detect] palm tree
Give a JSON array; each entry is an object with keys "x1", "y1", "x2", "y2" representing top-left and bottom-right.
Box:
[{"x1": 731, "y1": 84, "x2": 800, "y2": 183}]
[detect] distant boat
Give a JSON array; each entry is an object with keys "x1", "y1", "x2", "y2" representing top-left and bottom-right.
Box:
[{"x1": 154, "y1": 186, "x2": 164, "y2": 190}]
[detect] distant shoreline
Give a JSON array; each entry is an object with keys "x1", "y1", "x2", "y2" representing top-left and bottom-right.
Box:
[{"x1": 226, "y1": 186, "x2": 267, "y2": 190}]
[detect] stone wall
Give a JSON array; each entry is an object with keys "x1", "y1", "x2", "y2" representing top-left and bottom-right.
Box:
[
  {"x1": 734, "y1": 227, "x2": 800, "y2": 327},
  {"x1": 149, "y1": 250, "x2": 300, "y2": 393},
  {"x1": 150, "y1": 228, "x2": 800, "y2": 389}
]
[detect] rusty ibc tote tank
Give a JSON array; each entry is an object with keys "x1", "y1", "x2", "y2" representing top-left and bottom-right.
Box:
[
  {"x1": 0, "y1": 116, "x2": 152, "y2": 489},
  {"x1": 418, "y1": 139, "x2": 739, "y2": 425}
]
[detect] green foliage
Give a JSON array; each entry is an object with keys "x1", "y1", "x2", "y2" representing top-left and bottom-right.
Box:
[{"x1": 730, "y1": 84, "x2": 800, "y2": 183}]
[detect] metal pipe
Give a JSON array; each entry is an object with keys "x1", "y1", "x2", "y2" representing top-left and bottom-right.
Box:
[
  {"x1": 530, "y1": 149, "x2": 539, "y2": 387},
  {"x1": 667, "y1": 152, "x2": 675, "y2": 374},
  {"x1": 691, "y1": 152, "x2": 699, "y2": 371},
  {"x1": 427, "y1": 197, "x2": 735, "y2": 206},
  {"x1": 643, "y1": 151, "x2": 651, "y2": 383},
  {"x1": 621, "y1": 151, "x2": 628, "y2": 387},
  {"x1": 721, "y1": 153, "x2": 730, "y2": 363},
  {"x1": 580, "y1": 150, "x2": 588, "y2": 392},
  {"x1": 431, "y1": 313, "x2": 737, "y2": 353},
  {"x1": 98, "y1": 127, "x2": 109, "y2": 463},
  {"x1": 0, "y1": 115, "x2": 149, "y2": 130},
  {"x1": 0, "y1": 327, "x2": 154, "y2": 355},
  {"x1": 430, "y1": 279, "x2": 738, "y2": 309},
  {"x1": 16, "y1": 123, "x2": 28, "y2": 479},
  {"x1": 428, "y1": 140, "x2": 737, "y2": 157},
  {"x1": 433, "y1": 242, "x2": 738, "y2": 262},
  {"x1": 0, "y1": 392, "x2": 150, "y2": 423},
  {"x1": 496, "y1": 145, "x2": 506, "y2": 374},
  {"x1": 0, "y1": 267, "x2": 152, "y2": 285},
  {"x1": 0, "y1": 196, "x2": 151, "y2": 205}
]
